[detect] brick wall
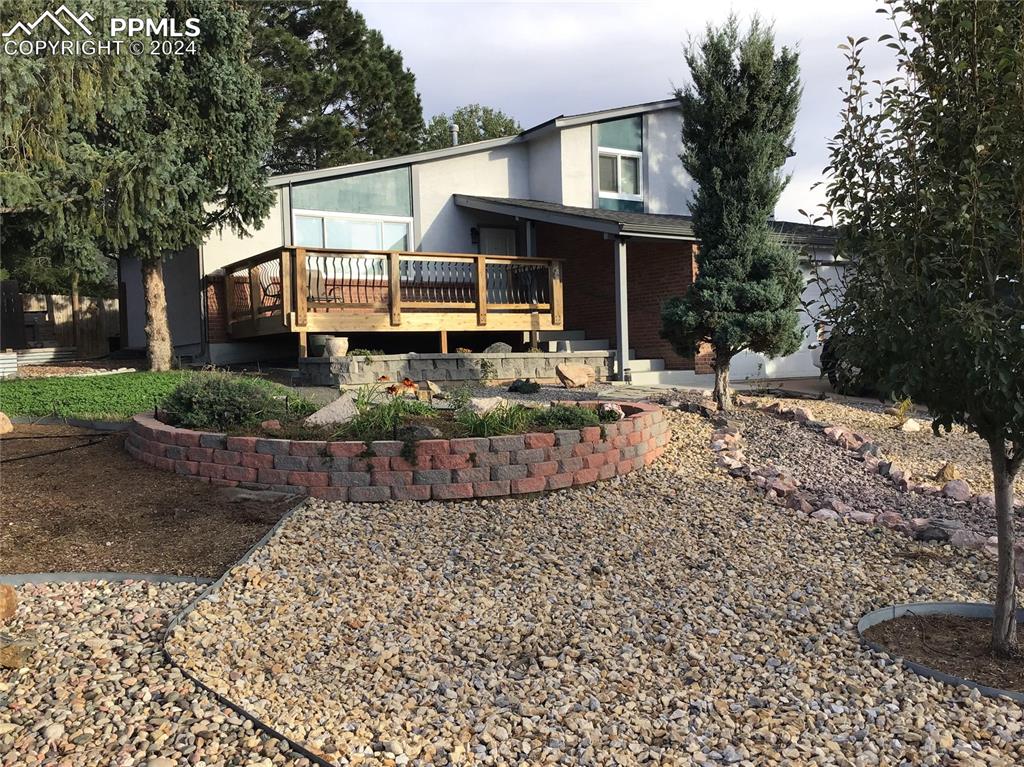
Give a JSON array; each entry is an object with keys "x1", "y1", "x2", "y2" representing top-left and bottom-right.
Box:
[
  {"x1": 534, "y1": 223, "x2": 700, "y2": 370},
  {"x1": 126, "y1": 403, "x2": 668, "y2": 502},
  {"x1": 205, "y1": 275, "x2": 227, "y2": 344}
]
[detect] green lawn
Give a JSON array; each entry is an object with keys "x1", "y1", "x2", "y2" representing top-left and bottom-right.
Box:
[{"x1": 0, "y1": 371, "x2": 191, "y2": 420}]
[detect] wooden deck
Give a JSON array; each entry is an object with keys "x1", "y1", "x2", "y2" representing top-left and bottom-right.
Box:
[{"x1": 221, "y1": 246, "x2": 564, "y2": 352}]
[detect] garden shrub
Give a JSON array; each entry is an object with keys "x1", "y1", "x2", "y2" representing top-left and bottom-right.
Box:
[
  {"x1": 336, "y1": 394, "x2": 435, "y2": 441},
  {"x1": 529, "y1": 404, "x2": 601, "y2": 430},
  {"x1": 161, "y1": 373, "x2": 313, "y2": 431},
  {"x1": 456, "y1": 403, "x2": 536, "y2": 437}
]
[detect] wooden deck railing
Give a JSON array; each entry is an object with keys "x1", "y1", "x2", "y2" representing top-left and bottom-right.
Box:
[{"x1": 221, "y1": 246, "x2": 564, "y2": 340}]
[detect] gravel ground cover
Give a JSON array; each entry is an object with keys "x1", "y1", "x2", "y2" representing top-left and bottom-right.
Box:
[
  {"x1": 168, "y1": 410, "x2": 1022, "y2": 766},
  {"x1": 728, "y1": 404, "x2": 1021, "y2": 541},
  {"x1": 784, "y1": 397, "x2": 1023, "y2": 498},
  {"x1": 0, "y1": 579, "x2": 307, "y2": 767}
]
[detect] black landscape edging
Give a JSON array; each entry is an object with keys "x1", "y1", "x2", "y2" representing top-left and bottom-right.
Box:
[
  {"x1": 159, "y1": 498, "x2": 337, "y2": 767},
  {"x1": 8, "y1": 415, "x2": 130, "y2": 431},
  {"x1": 0, "y1": 571, "x2": 212, "y2": 585},
  {"x1": 858, "y1": 601, "x2": 1024, "y2": 704}
]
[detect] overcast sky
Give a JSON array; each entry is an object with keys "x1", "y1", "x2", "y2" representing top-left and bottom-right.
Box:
[{"x1": 351, "y1": 0, "x2": 895, "y2": 222}]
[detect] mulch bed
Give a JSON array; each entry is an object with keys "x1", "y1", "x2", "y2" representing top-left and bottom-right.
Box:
[
  {"x1": 0, "y1": 423, "x2": 296, "y2": 577},
  {"x1": 864, "y1": 613, "x2": 1023, "y2": 693}
]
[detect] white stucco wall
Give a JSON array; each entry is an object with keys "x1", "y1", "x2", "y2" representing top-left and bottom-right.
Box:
[
  {"x1": 730, "y1": 259, "x2": 845, "y2": 380},
  {"x1": 527, "y1": 131, "x2": 562, "y2": 204},
  {"x1": 644, "y1": 108, "x2": 692, "y2": 215},
  {"x1": 201, "y1": 191, "x2": 287, "y2": 275},
  {"x1": 558, "y1": 125, "x2": 593, "y2": 207},
  {"x1": 413, "y1": 144, "x2": 530, "y2": 253}
]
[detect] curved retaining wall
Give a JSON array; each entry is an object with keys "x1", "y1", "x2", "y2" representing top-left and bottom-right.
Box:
[{"x1": 125, "y1": 401, "x2": 667, "y2": 502}]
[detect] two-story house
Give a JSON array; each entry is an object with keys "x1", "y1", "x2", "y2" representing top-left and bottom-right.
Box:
[{"x1": 118, "y1": 98, "x2": 838, "y2": 385}]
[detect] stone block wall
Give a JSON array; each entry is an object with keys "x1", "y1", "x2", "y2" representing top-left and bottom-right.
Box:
[
  {"x1": 298, "y1": 351, "x2": 617, "y2": 387},
  {"x1": 125, "y1": 402, "x2": 668, "y2": 502}
]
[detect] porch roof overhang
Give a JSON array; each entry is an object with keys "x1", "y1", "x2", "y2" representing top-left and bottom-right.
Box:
[{"x1": 453, "y1": 195, "x2": 838, "y2": 249}]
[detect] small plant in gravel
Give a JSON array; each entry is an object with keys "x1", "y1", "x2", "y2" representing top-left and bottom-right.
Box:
[
  {"x1": 160, "y1": 373, "x2": 313, "y2": 432},
  {"x1": 507, "y1": 378, "x2": 541, "y2": 394}
]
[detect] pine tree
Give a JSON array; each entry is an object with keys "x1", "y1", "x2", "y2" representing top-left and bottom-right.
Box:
[
  {"x1": 250, "y1": 1, "x2": 424, "y2": 174},
  {"x1": 660, "y1": 16, "x2": 803, "y2": 410},
  {"x1": 422, "y1": 104, "x2": 521, "y2": 150},
  {"x1": 1, "y1": 0, "x2": 276, "y2": 370}
]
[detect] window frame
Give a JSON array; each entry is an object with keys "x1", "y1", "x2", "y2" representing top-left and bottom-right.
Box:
[
  {"x1": 597, "y1": 147, "x2": 643, "y2": 202},
  {"x1": 291, "y1": 208, "x2": 414, "y2": 252}
]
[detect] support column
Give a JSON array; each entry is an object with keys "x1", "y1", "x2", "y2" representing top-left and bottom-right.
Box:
[{"x1": 614, "y1": 236, "x2": 630, "y2": 382}]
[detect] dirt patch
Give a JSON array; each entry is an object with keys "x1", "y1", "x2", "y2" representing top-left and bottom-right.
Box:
[
  {"x1": 0, "y1": 424, "x2": 296, "y2": 577},
  {"x1": 864, "y1": 613, "x2": 1023, "y2": 693}
]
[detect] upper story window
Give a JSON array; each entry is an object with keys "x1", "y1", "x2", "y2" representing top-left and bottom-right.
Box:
[
  {"x1": 596, "y1": 116, "x2": 643, "y2": 212},
  {"x1": 292, "y1": 166, "x2": 413, "y2": 251}
]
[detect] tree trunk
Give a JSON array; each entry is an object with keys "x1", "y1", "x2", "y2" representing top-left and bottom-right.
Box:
[
  {"x1": 713, "y1": 357, "x2": 732, "y2": 412},
  {"x1": 142, "y1": 259, "x2": 172, "y2": 371},
  {"x1": 70, "y1": 270, "x2": 82, "y2": 352},
  {"x1": 988, "y1": 437, "x2": 1019, "y2": 658}
]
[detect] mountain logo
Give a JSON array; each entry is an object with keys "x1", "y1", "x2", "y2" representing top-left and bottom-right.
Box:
[{"x1": 3, "y1": 5, "x2": 94, "y2": 37}]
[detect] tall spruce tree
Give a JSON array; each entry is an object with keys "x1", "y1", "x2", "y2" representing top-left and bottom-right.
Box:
[
  {"x1": 821, "y1": 1, "x2": 1023, "y2": 656},
  {"x1": 661, "y1": 16, "x2": 804, "y2": 410},
  {"x1": 250, "y1": 1, "x2": 424, "y2": 174},
  {"x1": 422, "y1": 104, "x2": 521, "y2": 150},
  {"x1": 1, "y1": 0, "x2": 275, "y2": 370}
]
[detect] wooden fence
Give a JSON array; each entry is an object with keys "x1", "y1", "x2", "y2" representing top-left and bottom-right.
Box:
[{"x1": 19, "y1": 293, "x2": 120, "y2": 358}]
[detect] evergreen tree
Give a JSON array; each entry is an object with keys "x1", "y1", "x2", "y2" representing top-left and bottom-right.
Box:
[
  {"x1": 422, "y1": 104, "x2": 521, "y2": 150},
  {"x1": 821, "y1": 1, "x2": 1023, "y2": 656},
  {"x1": 250, "y1": 1, "x2": 424, "y2": 174},
  {"x1": 660, "y1": 16, "x2": 803, "y2": 410},
  {"x1": 1, "y1": 0, "x2": 275, "y2": 370}
]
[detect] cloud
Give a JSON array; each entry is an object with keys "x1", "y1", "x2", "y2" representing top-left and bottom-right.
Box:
[{"x1": 351, "y1": 0, "x2": 894, "y2": 220}]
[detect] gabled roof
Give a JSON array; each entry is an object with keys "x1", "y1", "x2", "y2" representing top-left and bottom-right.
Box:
[
  {"x1": 267, "y1": 98, "x2": 681, "y2": 188},
  {"x1": 454, "y1": 196, "x2": 836, "y2": 248}
]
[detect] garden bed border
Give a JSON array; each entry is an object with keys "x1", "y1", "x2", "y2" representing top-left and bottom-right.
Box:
[{"x1": 125, "y1": 401, "x2": 668, "y2": 501}]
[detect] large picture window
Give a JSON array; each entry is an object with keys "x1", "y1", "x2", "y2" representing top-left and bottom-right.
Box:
[{"x1": 293, "y1": 211, "x2": 412, "y2": 251}]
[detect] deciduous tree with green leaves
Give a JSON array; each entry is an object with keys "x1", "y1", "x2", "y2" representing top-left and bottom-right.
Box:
[
  {"x1": 660, "y1": 16, "x2": 803, "y2": 410},
  {"x1": 421, "y1": 104, "x2": 521, "y2": 150},
  {"x1": 249, "y1": 0, "x2": 424, "y2": 174},
  {"x1": 820, "y1": 1, "x2": 1023, "y2": 656}
]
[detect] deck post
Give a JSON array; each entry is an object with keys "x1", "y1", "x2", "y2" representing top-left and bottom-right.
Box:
[
  {"x1": 440, "y1": 329, "x2": 448, "y2": 353},
  {"x1": 475, "y1": 256, "x2": 487, "y2": 326},
  {"x1": 280, "y1": 248, "x2": 293, "y2": 321},
  {"x1": 297, "y1": 330, "x2": 307, "y2": 359},
  {"x1": 222, "y1": 270, "x2": 234, "y2": 338},
  {"x1": 549, "y1": 261, "x2": 563, "y2": 326},
  {"x1": 388, "y1": 252, "x2": 402, "y2": 326},
  {"x1": 248, "y1": 267, "x2": 259, "y2": 324},
  {"x1": 614, "y1": 237, "x2": 630, "y2": 382},
  {"x1": 294, "y1": 248, "x2": 308, "y2": 328}
]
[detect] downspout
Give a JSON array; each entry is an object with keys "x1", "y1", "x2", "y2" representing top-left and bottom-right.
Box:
[{"x1": 198, "y1": 244, "x2": 208, "y2": 364}]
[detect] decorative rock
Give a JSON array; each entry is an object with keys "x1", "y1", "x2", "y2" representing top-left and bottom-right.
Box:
[
  {"x1": 0, "y1": 411, "x2": 12, "y2": 435},
  {"x1": 466, "y1": 396, "x2": 507, "y2": 415},
  {"x1": 324, "y1": 336, "x2": 349, "y2": 357},
  {"x1": 789, "y1": 406, "x2": 815, "y2": 423},
  {"x1": 597, "y1": 402, "x2": 625, "y2": 421},
  {"x1": 0, "y1": 585, "x2": 15, "y2": 622},
  {"x1": 147, "y1": 758, "x2": 177, "y2": 767},
  {"x1": 934, "y1": 461, "x2": 961, "y2": 482},
  {"x1": 877, "y1": 511, "x2": 908, "y2": 531},
  {"x1": 423, "y1": 380, "x2": 443, "y2": 396},
  {"x1": 395, "y1": 424, "x2": 444, "y2": 441},
  {"x1": 849, "y1": 510, "x2": 877, "y2": 524},
  {"x1": 305, "y1": 391, "x2": 358, "y2": 427},
  {"x1": 555, "y1": 362, "x2": 596, "y2": 389},
  {"x1": 0, "y1": 633, "x2": 34, "y2": 668},
  {"x1": 900, "y1": 418, "x2": 923, "y2": 432},
  {"x1": 260, "y1": 419, "x2": 282, "y2": 431},
  {"x1": 827, "y1": 498, "x2": 853, "y2": 515},
  {"x1": 941, "y1": 479, "x2": 972, "y2": 502},
  {"x1": 949, "y1": 529, "x2": 988, "y2": 550},
  {"x1": 483, "y1": 341, "x2": 513, "y2": 354},
  {"x1": 810, "y1": 508, "x2": 839, "y2": 522},
  {"x1": 42, "y1": 723, "x2": 64, "y2": 741}
]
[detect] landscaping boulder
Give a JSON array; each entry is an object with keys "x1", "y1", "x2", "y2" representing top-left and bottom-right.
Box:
[
  {"x1": 941, "y1": 479, "x2": 972, "y2": 502},
  {"x1": 324, "y1": 337, "x2": 349, "y2": 357},
  {"x1": 849, "y1": 510, "x2": 877, "y2": 525},
  {"x1": 811, "y1": 508, "x2": 839, "y2": 522},
  {"x1": 305, "y1": 391, "x2": 358, "y2": 427},
  {"x1": 483, "y1": 342, "x2": 513, "y2": 354},
  {"x1": 555, "y1": 363, "x2": 596, "y2": 389},
  {"x1": 0, "y1": 585, "x2": 15, "y2": 622},
  {"x1": 0, "y1": 633, "x2": 33, "y2": 669},
  {"x1": 899, "y1": 418, "x2": 923, "y2": 432},
  {"x1": 949, "y1": 529, "x2": 987, "y2": 550},
  {"x1": 934, "y1": 461, "x2": 961, "y2": 482},
  {"x1": 789, "y1": 406, "x2": 815, "y2": 423},
  {"x1": 914, "y1": 518, "x2": 963, "y2": 543},
  {"x1": 467, "y1": 396, "x2": 507, "y2": 415},
  {"x1": 0, "y1": 412, "x2": 11, "y2": 436}
]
